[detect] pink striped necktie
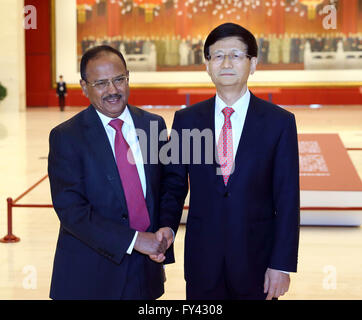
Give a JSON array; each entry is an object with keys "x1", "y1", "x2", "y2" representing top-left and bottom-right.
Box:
[
  {"x1": 109, "y1": 119, "x2": 150, "y2": 232},
  {"x1": 217, "y1": 107, "x2": 235, "y2": 185}
]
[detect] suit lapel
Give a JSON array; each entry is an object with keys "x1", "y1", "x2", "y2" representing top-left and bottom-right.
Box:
[
  {"x1": 226, "y1": 92, "x2": 265, "y2": 188},
  {"x1": 195, "y1": 97, "x2": 225, "y2": 192},
  {"x1": 81, "y1": 105, "x2": 128, "y2": 212}
]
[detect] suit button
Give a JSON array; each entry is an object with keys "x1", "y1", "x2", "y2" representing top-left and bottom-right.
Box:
[
  {"x1": 224, "y1": 192, "x2": 230, "y2": 198},
  {"x1": 122, "y1": 214, "x2": 128, "y2": 220}
]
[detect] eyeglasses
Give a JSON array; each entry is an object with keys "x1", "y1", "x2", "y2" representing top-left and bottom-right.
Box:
[
  {"x1": 208, "y1": 50, "x2": 252, "y2": 65},
  {"x1": 85, "y1": 74, "x2": 129, "y2": 91}
]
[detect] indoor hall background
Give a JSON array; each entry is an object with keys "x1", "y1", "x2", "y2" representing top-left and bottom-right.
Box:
[{"x1": 0, "y1": 103, "x2": 361, "y2": 300}]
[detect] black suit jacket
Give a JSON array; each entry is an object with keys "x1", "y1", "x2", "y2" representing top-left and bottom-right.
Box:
[
  {"x1": 48, "y1": 104, "x2": 170, "y2": 299},
  {"x1": 56, "y1": 82, "x2": 67, "y2": 96},
  {"x1": 160, "y1": 93, "x2": 300, "y2": 295}
]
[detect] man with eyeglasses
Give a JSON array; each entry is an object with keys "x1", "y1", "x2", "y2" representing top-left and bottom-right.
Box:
[
  {"x1": 48, "y1": 45, "x2": 173, "y2": 299},
  {"x1": 159, "y1": 23, "x2": 300, "y2": 300}
]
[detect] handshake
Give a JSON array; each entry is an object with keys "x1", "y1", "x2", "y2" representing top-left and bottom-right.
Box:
[{"x1": 133, "y1": 227, "x2": 174, "y2": 263}]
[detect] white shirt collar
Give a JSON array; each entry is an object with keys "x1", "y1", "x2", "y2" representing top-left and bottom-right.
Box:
[
  {"x1": 215, "y1": 88, "x2": 250, "y2": 116},
  {"x1": 95, "y1": 105, "x2": 132, "y2": 129}
]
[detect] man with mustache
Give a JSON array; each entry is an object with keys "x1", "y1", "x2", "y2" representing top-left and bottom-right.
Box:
[
  {"x1": 160, "y1": 23, "x2": 300, "y2": 300},
  {"x1": 48, "y1": 45, "x2": 173, "y2": 299}
]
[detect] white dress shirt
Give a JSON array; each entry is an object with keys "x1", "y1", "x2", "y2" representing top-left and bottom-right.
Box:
[
  {"x1": 214, "y1": 89, "x2": 250, "y2": 159},
  {"x1": 96, "y1": 107, "x2": 145, "y2": 254}
]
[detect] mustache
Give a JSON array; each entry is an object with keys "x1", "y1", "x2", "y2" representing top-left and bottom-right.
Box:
[
  {"x1": 219, "y1": 71, "x2": 236, "y2": 76},
  {"x1": 103, "y1": 94, "x2": 123, "y2": 101}
]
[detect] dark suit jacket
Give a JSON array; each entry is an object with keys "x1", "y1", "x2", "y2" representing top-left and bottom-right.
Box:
[
  {"x1": 56, "y1": 82, "x2": 67, "y2": 96},
  {"x1": 160, "y1": 92, "x2": 300, "y2": 296},
  {"x1": 48, "y1": 104, "x2": 170, "y2": 299}
]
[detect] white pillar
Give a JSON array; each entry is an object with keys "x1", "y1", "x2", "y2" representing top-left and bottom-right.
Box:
[{"x1": 0, "y1": 0, "x2": 26, "y2": 112}]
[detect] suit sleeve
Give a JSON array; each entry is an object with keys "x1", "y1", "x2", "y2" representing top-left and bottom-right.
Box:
[
  {"x1": 159, "y1": 110, "x2": 189, "y2": 235},
  {"x1": 48, "y1": 128, "x2": 135, "y2": 265},
  {"x1": 270, "y1": 113, "x2": 300, "y2": 272}
]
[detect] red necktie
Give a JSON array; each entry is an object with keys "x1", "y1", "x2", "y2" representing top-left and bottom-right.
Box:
[
  {"x1": 217, "y1": 107, "x2": 235, "y2": 185},
  {"x1": 109, "y1": 119, "x2": 150, "y2": 232}
]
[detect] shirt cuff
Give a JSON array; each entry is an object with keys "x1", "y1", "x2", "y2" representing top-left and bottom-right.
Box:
[
  {"x1": 127, "y1": 231, "x2": 138, "y2": 255},
  {"x1": 170, "y1": 228, "x2": 175, "y2": 243},
  {"x1": 277, "y1": 270, "x2": 290, "y2": 274}
]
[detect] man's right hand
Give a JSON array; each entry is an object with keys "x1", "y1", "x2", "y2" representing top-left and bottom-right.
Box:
[
  {"x1": 133, "y1": 232, "x2": 168, "y2": 257},
  {"x1": 149, "y1": 227, "x2": 174, "y2": 263}
]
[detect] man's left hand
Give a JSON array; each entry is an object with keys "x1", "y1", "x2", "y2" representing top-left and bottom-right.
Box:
[{"x1": 264, "y1": 268, "x2": 290, "y2": 300}]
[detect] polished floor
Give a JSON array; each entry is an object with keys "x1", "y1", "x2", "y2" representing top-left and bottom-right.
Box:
[{"x1": 0, "y1": 103, "x2": 361, "y2": 300}]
